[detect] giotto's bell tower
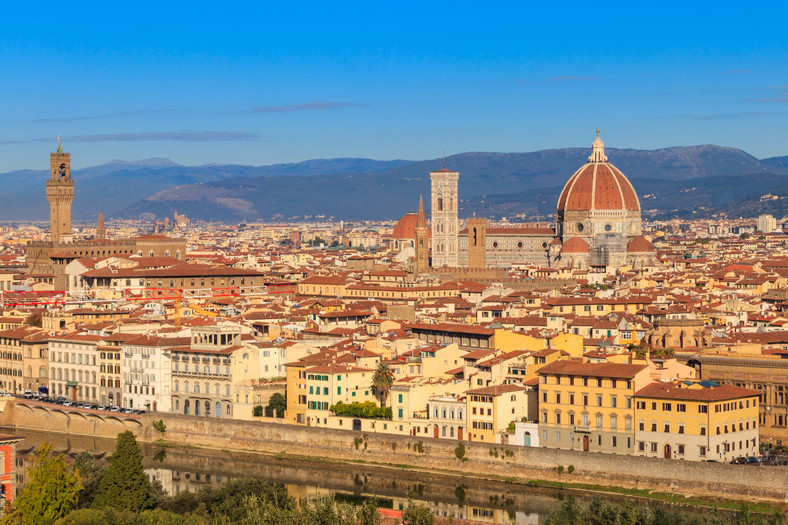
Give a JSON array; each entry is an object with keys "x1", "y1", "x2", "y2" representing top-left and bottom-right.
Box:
[{"x1": 46, "y1": 138, "x2": 74, "y2": 243}]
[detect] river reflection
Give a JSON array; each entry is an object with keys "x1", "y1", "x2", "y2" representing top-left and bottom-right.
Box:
[{"x1": 7, "y1": 428, "x2": 561, "y2": 524}]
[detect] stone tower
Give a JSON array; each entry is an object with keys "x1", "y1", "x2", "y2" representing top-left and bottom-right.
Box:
[
  {"x1": 46, "y1": 140, "x2": 74, "y2": 243},
  {"x1": 96, "y1": 210, "x2": 106, "y2": 240},
  {"x1": 414, "y1": 195, "x2": 430, "y2": 274},
  {"x1": 430, "y1": 166, "x2": 459, "y2": 267},
  {"x1": 467, "y1": 217, "x2": 487, "y2": 269}
]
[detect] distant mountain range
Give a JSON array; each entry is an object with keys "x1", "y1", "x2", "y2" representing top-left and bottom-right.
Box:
[{"x1": 1, "y1": 146, "x2": 786, "y2": 222}]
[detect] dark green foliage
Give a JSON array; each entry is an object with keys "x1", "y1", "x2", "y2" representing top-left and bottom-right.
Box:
[
  {"x1": 253, "y1": 405, "x2": 264, "y2": 417},
  {"x1": 454, "y1": 442, "x2": 466, "y2": 461},
  {"x1": 152, "y1": 420, "x2": 166, "y2": 433},
  {"x1": 543, "y1": 497, "x2": 786, "y2": 525},
  {"x1": 266, "y1": 393, "x2": 286, "y2": 416},
  {"x1": 91, "y1": 431, "x2": 154, "y2": 512},
  {"x1": 158, "y1": 478, "x2": 290, "y2": 522},
  {"x1": 330, "y1": 401, "x2": 392, "y2": 419},
  {"x1": 53, "y1": 507, "x2": 209, "y2": 525},
  {"x1": 72, "y1": 452, "x2": 106, "y2": 509}
]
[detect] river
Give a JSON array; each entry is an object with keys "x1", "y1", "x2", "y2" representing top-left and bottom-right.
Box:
[{"x1": 6, "y1": 427, "x2": 567, "y2": 524}]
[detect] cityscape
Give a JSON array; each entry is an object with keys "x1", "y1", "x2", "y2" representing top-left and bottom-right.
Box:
[{"x1": 2, "y1": 3, "x2": 788, "y2": 524}]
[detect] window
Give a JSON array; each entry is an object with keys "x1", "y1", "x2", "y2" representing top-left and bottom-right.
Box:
[
  {"x1": 663, "y1": 423, "x2": 670, "y2": 433},
  {"x1": 678, "y1": 424, "x2": 685, "y2": 434},
  {"x1": 700, "y1": 425, "x2": 706, "y2": 436},
  {"x1": 596, "y1": 394, "x2": 603, "y2": 407},
  {"x1": 610, "y1": 415, "x2": 617, "y2": 429},
  {"x1": 638, "y1": 421, "x2": 645, "y2": 431},
  {"x1": 678, "y1": 444, "x2": 685, "y2": 455},
  {"x1": 650, "y1": 442, "x2": 657, "y2": 453},
  {"x1": 698, "y1": 405, "x2": 708, "y2": 414},
  {"x1": 677, "y1": 403, "x2": 686, "y2": 412},
  {"x1": 638, "y1": 441, "x2": 645, "y2": 452},
  {"x1": 612, "y1": 436, "x2": 617, "y2": 447},
  {"x1": 555, "y1": 393, "x2": 561, "y2": 404},
  {"x1": 662, "y1": 403, "x2": 672, "y2": 411},
  {"x1": 542, "y1": 391, "x2": 548, "y2": 403},
  {"x1": 555, "y1": 413, "x2": 561, "y2": 425},
  {"x1": 636, "y1": 401, "x2": 645, "y2": 410},
  {"x1": 596, "y1": 414, "x2": 603, "y2": 428},
  {"x1": 610, "y1": 396, "x2": 617, "y2": 408}
]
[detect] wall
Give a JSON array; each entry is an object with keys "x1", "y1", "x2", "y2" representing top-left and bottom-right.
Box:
[
  {"x1": 135, "y1": 411, "x2": 788, "y2": 504},
  {"x1": 4, "y1": 399, "x2": 788, "y2": 504}
]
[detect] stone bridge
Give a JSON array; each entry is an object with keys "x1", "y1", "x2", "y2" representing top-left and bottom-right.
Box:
[{"x1": 0, "y1": 398, "x2": 144, "y2": 439}]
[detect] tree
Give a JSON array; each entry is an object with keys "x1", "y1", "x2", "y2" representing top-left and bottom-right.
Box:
[
  {"x1": 8, "y1": 442, "x2": 82, "y2": 523},
  {"x1": 266, "y1": 393, "x2": 287, "y2": 416},
  {"x1": 73, "y1": 451, "x2": 106, "y2": 508},
  {"x1": 401, "y1": 499, "x2": 433, "y2": 525},
  {"x1": 92, "y1": 431, "x2": 154, "y2": 512},
  {"x1": 371, "y1": 363, "x2": 395, "y2": 407}
]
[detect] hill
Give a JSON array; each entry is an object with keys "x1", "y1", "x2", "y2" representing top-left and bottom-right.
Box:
[
  {"x1": 1, "y1": 145, "x2": 785, "y2": 221},
  {"x1": 116, "y1": 145, "x2": 787, "y2": 221}
]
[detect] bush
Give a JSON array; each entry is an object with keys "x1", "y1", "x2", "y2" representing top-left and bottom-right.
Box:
[
  {"x1": 252, "y1": 405, "x2": 263, "y2": 417},
  {"x1": 152, "y1": 420, "x2": 166, "y2": 433},
  {"x1": 454, "y1": 442, "x2": 466, "y2": 461},
  {"x1": 330, "y1": 401, "x2": 392, "y2": 420}
]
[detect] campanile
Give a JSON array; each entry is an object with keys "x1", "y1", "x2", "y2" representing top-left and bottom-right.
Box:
[{"x1": 46, "y1": 139, "x2": 74, "y2": 243}]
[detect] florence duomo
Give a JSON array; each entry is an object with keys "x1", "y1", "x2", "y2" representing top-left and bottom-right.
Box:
[{"x1": 392, "y1": 130, "x2": 658, "y2": 275}]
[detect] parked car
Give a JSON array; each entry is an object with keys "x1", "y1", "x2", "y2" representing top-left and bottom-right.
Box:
[
  {"x1": 122, "y1": 408, "x2": 133, "y2": 414},
  {"x1": 731, "y1": 456, "x2": 747, "y2": 464},
  {"x1": 109, "y1": 406, "x2": 120, "y2": 412},
  {"x1": 83, "y1": 404, "x2": 94, "y2": 410},
  {"x1": 63, "y1": 400, "x2": 73, "y2": 407},
  {"x1": 24, "y1": 390, "x2": 32, "y2": 399},
  {"x1": 55, "y1": 396, "x2": 66, "y2": 404},
  {"x1": 97, "y1": 405, "x2": 107, "y2": 411},
  {"x1": 746, "y1": 456, "x2": 761, "y2": 465}
]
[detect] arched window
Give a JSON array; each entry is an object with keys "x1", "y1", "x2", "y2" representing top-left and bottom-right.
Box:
[
  {"x1": 184, "y1": 400, "x2": 190, "y2": 415},
  {"x1": 40, "y1": 366, "x2": 46, "y2": 378},
  {"x1": 205, "y1": 400, "x2": 211, "y2": 416},
  {"x1": 216, "y1": 401, "x2": 221, "y2": 418},
  {"x1": 437, "y1": 196, "x2": 443, "y2": 211}
]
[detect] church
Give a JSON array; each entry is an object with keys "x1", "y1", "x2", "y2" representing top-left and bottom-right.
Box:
[
  {"x1": 26, "y1": 141, "x2": 188, "y2": 290},
  {"x1": 391, "y1": 131, "x2": 658, "y2": 273}
]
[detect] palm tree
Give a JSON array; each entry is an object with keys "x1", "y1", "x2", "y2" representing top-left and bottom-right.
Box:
[{"x1": 371, "y1": 363, "x2": 395, "y2": 407}]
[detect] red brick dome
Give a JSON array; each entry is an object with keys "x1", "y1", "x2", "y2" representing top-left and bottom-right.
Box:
[
  {"x1": 557, "y1": 132, "x2": 640, "y2": 214},
  {"x1": 392, "y1": 212, "x2": 430, "y2": 239},
  {"x1": 627, "y1": 235, "x2": 655, "y2": 253},
  {"x1": 561, "y1": 237, "x2": 590, "y2": 253}
]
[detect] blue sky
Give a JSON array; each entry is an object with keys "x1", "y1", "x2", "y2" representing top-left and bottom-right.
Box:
[{"x1": 1, "y1": 1, "x2": 787, "y2": 170}]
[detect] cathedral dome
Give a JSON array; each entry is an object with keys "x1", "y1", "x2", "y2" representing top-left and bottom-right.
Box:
[
  {"x1": 561, "y1": 237, "x2": 590, "y2": 253},
  {"x1": 627, "y1": 235, "x2": 655, "y2": 253},
  {"x1": 557, "y1": 131, "x2": 640, "y2": 215},
  {"x1": 392, "y1": 212, "x2": 430, "y2": 240}
]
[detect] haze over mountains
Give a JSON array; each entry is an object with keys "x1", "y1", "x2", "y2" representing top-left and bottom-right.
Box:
[{"x1": 1, "y1": 146, "x2": 786, "y2": 222}]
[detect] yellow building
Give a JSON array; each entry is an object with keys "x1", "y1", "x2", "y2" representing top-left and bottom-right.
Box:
[
  {"x1": 537, "y1": 361, "x2": 651, "y2": 454},
  {"x1": 304, "y1": 363, "x2": 376, "y2": 426},
  {"x1": 634, "y1": 381, "x2": 759, "y2": 462},
  {"x1": 466, "y1": 383, "x2": 532, "y2": 443}
]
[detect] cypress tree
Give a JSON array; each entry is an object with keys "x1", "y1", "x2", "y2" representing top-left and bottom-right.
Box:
[{"x1": 92, "y1": 431, "x2": 154, "y2": 512}]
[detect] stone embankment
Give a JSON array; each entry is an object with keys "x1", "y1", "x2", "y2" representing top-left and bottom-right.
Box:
[{"x1": 4, "y1": 399, "x2": 788, "y2": 504}]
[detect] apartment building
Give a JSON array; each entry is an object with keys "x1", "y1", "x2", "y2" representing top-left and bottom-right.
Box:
[
  {"x1": 537, "y1": 361, "x2": 651, "y2": 454},
  {"x1": 49, "y1": 332, "x2": 103, "y2": 402},
  {"x1": 634, "y1": 380, "x2": 759, "y2": 461}
]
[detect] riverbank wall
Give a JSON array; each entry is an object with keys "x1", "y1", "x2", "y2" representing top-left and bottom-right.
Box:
[{"x1": 4, "y1": 399, "x2": 788, "y2": 504}]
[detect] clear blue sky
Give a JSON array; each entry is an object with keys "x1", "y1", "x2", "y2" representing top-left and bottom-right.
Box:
[{"x1": 1, "y1": 1, "x2": 787, "y2": 171}]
